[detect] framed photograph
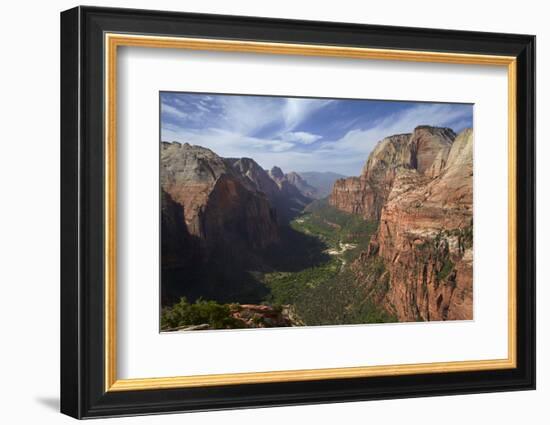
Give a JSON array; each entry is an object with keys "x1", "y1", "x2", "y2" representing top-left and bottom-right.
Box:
[{"x1": 60, "y1": 6, "x2": 535, "y2": 419}]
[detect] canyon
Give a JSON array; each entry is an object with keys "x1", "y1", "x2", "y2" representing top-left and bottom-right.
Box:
[
  {"x1": 160, "y1": 124, "x2": 473, "y2": 330},
  {"x1": 160, "y1": 142, "x2": 334, "y2": 307}
]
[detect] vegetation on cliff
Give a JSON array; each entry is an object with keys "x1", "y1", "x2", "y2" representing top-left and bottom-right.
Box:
[
  {"x1": 161, "y1": 298, "x2": 299, "y2": 331},
  {"x1": 161, "y1": 298, "x2": 245, "y2": 331}
]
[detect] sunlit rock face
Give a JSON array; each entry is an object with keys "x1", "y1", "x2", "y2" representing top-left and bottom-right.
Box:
[
  {"x1": 331, "y1": 127, "x2": 473, "y2": 321},
  {"x1": 329, "y1": 127, "x2": 455, "y2": 220},
  {"x1": 161, "y1": 142, "x2": 280, "y2": 255}
]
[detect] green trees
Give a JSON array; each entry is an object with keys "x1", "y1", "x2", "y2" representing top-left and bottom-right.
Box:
[
  {"x1": 294, "y1": 258, "x2": 396, "y2": 325},
  {"x1": 160, "y1": 298, "x2": 243, "y2": 330},
  {"x1": 263, "y1": 201, "x2": 395, "y2": 326}
]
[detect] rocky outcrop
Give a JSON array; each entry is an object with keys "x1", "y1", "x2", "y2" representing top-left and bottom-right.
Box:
[
  {"x1": 160, "y1": 188, "x2": 205, "y2": 303},
  {"x1": 267, "y1": 166, "x2": 313, "y2": 221},
  {"x1": 330, "y1": 126, "x2": 473, "y2": 322},
  {"x1": 224, "y1": 157, "x2": 281, "y2": 200},
  {"x1": 373, "y1": 129, "x2": 472, "y2": 321},
  {"x1": 161, "y1": 142, "x2": 279, "y2": 255},
  {"x1": 165, "y1": 303, "x2": 302, "y2": 331},
  {"x1": 329, "y1": 133, "x2": 411, "y2": 219},
  {"x1": 229, "y1": 304, "x2": 301, "y2": 328},
  {"x1": 285, "y1": 172, "x2": 318, "y2": 199},
  {"x1": 329, "y1": 127, "x2": 455, "y2": 220},
  {"x1": 407, "y1": 126, "x2": 455, "y2": 177},
  {"x1": 329, "y1": 176, "x2": 370, "y2": 216},
  {"x1": 222, "y1": 160, "x2": 313, "y2": 222},
  {"x1": 161, "y1": 189, "x2": 200, "y2": 270}
]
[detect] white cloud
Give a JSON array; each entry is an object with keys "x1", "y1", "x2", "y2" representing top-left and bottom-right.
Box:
[
  {"x1": 163, "y1": 95, "x2": 334, "y2": 143},
  {"x1": 161, "y1": 103, "x2": 188, "y2": 120},
  {"x1": 319, "y1": 103, "x2": 472, "y2": 158},
  {"x1": 282, "y1": 98, "x2": 333, "y2": 132},
  {"x1": 270, "y1": 142, "x2": 295, "y2": 152},
  {"x1": 281, "y1": 131, "x2": 322, "y2": 145},
  {"x1": 217, "y1": 96, "x2": 281, "y2": 135},
  {"x1": 161, "y1": 126, "x2": 296, "y2": 159},
  {"x1": 195, "y1": 103, "x2": 211, "y2": 113},
  {"x1": 212, "y1": 96, "x2": 333, "y2": 137},
  {"x1": 161, "y1": 99, "x2": 471, "y2": 176},
  {"x1": 162, "y1": 125, "x2": 360, "y2": 175}
]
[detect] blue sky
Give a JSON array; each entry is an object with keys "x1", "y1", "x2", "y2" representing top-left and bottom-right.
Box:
[{"x1": 161, "y1": 92, "x2": 473, "y2": 176}]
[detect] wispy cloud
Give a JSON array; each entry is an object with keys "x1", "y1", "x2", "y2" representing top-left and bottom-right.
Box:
[
  {"x1": 320, "y1": 103, "x2": 473, "y2": 157},
  {"x1": 161, "y1": 93, "x2": 472, "y2": 175},
  {"x1": 281, "y1": 98, "x2": 333, "y2": 133},
  {"x1": 162, "y1": 126, "x2": 296, "y2": 157},
  {"x1": 161, "y1": 103, "x2": 189, "y2": 120},
  {"x1": 217, "y1": 96, "x2": 280, "y2": 135},
  {"x1": 281, "y1": 131, "x2": 322, "y2": 145}
]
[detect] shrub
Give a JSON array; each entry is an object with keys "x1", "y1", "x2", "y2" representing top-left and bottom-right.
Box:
[
  {"x1": 161, "y1": 298, "x2": 244, "y2": 330},
  {"x1": 437, "y1": 258, "x2": 454, "y2": 281}
]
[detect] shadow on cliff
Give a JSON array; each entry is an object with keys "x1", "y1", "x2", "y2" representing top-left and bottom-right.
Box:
[
  {"x1": 162, "y1": 246, "x2": 272, "y2": 306},
  {"x1": 161, "y1": 224, "x2": 330, "y2": 307},
  {"x1": 262, "y1": 225, "x2": 330, "y2": 272}
]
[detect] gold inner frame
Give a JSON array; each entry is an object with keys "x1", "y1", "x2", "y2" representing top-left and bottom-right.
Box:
[{"x1": 104, "y1": 33, "x2": 517, "y2": 392}]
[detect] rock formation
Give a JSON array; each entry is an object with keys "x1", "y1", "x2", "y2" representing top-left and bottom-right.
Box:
[
  {"x1": 161, "y1": 142, "x2": 280, "y2": 255},
  {"x1": 224, "y1": 157, "x2": 281, "y2": 200},
  {"x1": 329, "y1": 127, "x2": 455, "y2": 220},
  {"x1": 285, "y1": 172, "x2": 318, "y2": 199},
  {"x1": 330, "y1": 126, "x2": 473, "y2": 321},
  {"x1": 161, "y1": 189, "x2": 199, "y2": 270},
  {"x1": 329, "y1": 133, "x2": 411, "y2": 219},
  {"x1": 223, "y1": 160, "x2": 314, "y2": 223},
  {"x1": 266, "y1": 166, "x2": 313, "y2": 221}
]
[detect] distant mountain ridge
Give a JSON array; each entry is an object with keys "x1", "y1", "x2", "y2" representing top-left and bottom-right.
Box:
[{"x1": 296, "y1": 171, "x2": 346, "y2": 198}]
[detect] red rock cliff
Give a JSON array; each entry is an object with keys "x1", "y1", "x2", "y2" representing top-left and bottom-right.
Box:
[
  {"x1": 372, "y1": 128, "x2": 473, "y2": 321},
  {"x1": 329, "y1": 127, "x2": 455, "y2": 219},
  {"x1": 161, "y1": 142, "x2": 279, "y2": 255},
  {"x1": 330, "y1": 126, "x2": 473, "y2": 322}
]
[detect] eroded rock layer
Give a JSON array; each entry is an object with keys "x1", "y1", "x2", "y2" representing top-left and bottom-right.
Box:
[
  {"x1": 330, "y1": 126, "x2": 473, "y2": 321},
  {"x1": 161, "y1": 142, "x2": 280, "y2": 257}
]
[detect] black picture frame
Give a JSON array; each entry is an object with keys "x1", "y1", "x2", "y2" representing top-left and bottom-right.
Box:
[{"x1": 61, "y1": 5, "x2": 535, "y2": 419}]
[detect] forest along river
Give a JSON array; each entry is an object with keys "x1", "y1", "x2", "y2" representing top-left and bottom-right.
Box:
[
  {"x1": 259, "y1": 199, "x2": 381, "y2": 322},
  {"x1": 294, "y1": 215, "x2": 357, "y2": 267}
]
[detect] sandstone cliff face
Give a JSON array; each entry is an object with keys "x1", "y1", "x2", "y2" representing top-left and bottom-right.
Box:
[
  {"x1": 329, "y1": 133, "x2": 413, "y2": 219},
  {"x1": 329, "y1": 176, "x2": 371, "y2": 216},
  {"x1": 161, "y1": 142, "x2": 279, "y2": 254},
  {"x1": 407, "y1": 126, "x2": 455, "y2": 177},
  {"x1": 161, "y1": 189, "x2": 200, "y2": 270},
  {"x1": 161, "y1": 142, "x2": 321, "y2": 305},
  {"x1": 329, "y1": 127, "x2": 456, "y2": 220},
  {"x1": 329, "y1": 133, "x2": 409, "y2": 219},
  {"x1": 222, "y1": 160, "x2": 314, "y2": 222},
  {"x1": 267, "y1": 166, "x2": 313, "y2": 221},
  {"x1": 224, "y1": 157, "x2": 280, "y2": 200},
  {"x1": 285, "y1": 171, "x2": 318, "y2": 199},
  {"x1": 370, "y1": 128, "x2": 473, "y2": 321},
  {"x1": 330, "y1": 126, "x2": 473, "y2": 322}
]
